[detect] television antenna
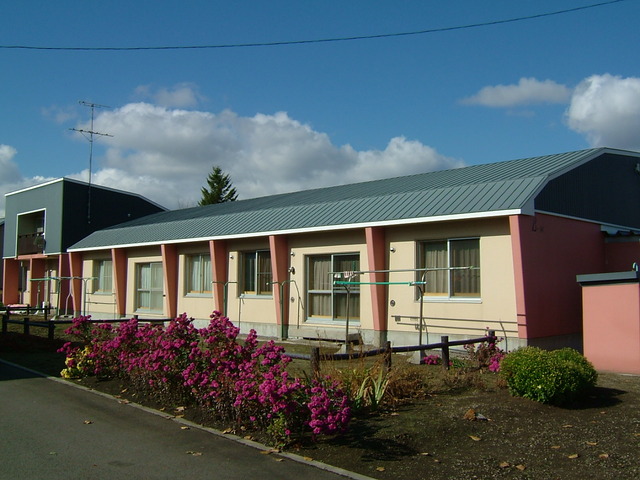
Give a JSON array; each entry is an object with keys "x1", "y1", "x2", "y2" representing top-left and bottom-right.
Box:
[{"x1": 69, "y1": 101, "x2": 113, "y2": 223}]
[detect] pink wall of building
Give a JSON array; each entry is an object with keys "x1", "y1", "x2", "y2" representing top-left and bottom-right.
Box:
[
  {"x1": 580, "y1": 278, "x2": 640, "y2": 374},
  {"x1": 510, "y1": 213, "x2": 605, "y2": 341}
]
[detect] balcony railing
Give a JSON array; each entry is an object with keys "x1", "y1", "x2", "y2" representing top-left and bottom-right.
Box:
[{"x1": 17, "y1": 233, "x2": 46, "y2": 255}]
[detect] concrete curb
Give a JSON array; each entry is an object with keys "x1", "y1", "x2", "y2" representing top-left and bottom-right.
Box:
[{"x1": 0, "y1": 358, "x2": 376, "y2": 480}]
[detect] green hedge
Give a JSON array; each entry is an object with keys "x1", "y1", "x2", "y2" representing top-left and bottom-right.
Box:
[{"x1": 500, "y1": 347, "x2": 597, "y2": 405}]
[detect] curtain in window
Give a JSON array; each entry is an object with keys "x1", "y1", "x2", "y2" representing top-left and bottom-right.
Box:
[
  {"x1": 309, "y1": 256, "x2": 331, "y2": 291},
  {"x1": 424, "y1": 242, "x2": 447, "y2": 295},
  {"x1": 99, "y1": 260, "x2": 113, "y2": 293},
  {"x1": 308, "y1": 254, "x2": 360, "y2": 321},
  {"x1": 137, "y1": 264, "x2": 150, "y2": 308},
  {"x1": 242, "y1": 254, "x2": 256, "y2": 293},
  {"x1": 257, "y1": 252, "x2": 272, "y2": 295},
  {"x1": 188, "y1": 255, "x2": 211, "y2": 293},
  {"x1": 150, "y1": 263, "x2": 164, "y2": 310},
  {"x1": 189, "y1": 256, "x2": 202, "y2": 293},
  {"x1": 137, "y1": 263, "x2": 164, "y2": 311},
  {"x1": 308, "y1": 256, "x2": 331, "y2": 317},
  {"x1": 450, "y1": 239, "x2": 480, "y2": 296}
]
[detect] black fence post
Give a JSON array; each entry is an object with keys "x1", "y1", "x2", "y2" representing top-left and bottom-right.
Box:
[
  {"x1": 1, "y1": 314, "x2": 7, "y2": 334},
  {"x1": 23, "y1": 317, "x2": 30, "y2": 336},
  {"x1": 441, "y1": 335, "x2": 450, "y2": 370},
  {"x1": 310, "y1": 347, "x2": 321, "y2": 378}
]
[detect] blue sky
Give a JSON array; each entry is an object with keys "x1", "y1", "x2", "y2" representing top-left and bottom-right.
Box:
[{"x1": 2, "y1": 0, "x2": 639, "y2": 214}]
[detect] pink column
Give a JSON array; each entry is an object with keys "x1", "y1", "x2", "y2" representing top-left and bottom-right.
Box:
[
  {"x1": 111, "y1": 248, "x2": 128, "y2": 316},
  {"x1": 269, "y1": 235, "x2": 290, "y2": 338},
  {"x1": 161, "y1": 244, "x2": 178, "y2": 319},
  {"x1": 2, "y1": 258, "x2": 20, "y2": 305},
  {"x1": 209, "y1": 240, "x2": 228, "y2": 314},
  {"x1": 365, "y1": 227, "x2": 388, "y2": 338},
  {"x1": 68, "y1": 252, "x2": 83, "y2": 316},
  {"x1": 508, "y1": 215, "x2": 529, "y2": 339}
]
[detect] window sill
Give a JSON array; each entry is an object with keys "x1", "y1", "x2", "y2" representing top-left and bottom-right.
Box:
[
  {"x1": 238, "y1": 294, "x2": 273, "y2": 300},
  {"x1": 305, "y1": 318, "x2": 361, "y2": 326},
  {"x1": 420, "y1": 297, "x2": 482, "y2": 304}
]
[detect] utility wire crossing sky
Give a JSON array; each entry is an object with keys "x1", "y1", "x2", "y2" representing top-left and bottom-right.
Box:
[{"x1": 1, "y1": 0, "x2": 639, "y2": 215}]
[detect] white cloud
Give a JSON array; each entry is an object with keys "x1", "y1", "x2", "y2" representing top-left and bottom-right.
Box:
[
  {"x1": 70, "y1": 102, "x2": 463, "y2": 209},
  {"x1": 134, "y1": 83, "x2": 204, "y2": 108},
  {"x1": 565, "y1": 74, "x2": 640, "y2": 150},
  {"x1": 0, "y1": 144, "x2": 53, "y2": 217},
  {"x1": 461, "y1": 77, "x2": 572, "y2": 107}
]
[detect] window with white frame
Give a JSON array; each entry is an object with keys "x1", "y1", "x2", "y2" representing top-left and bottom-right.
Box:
[
  {"x1": 136, "y1": 262, "x2": 164, "y2": 311},
  {"x1": 240, "y1": 250, "x2": 272, "y2": 295},
  {"x1": 418, "y1": 238, "x2": 480, "y2": 298},
  {"x1": 185, "y1": 254, "x2": 212, "y2": 295},
  {"x1": 92, "y1": 259, "x2": 113, "y2": 294},
  {"x1": 307, "y1": 253, "x2": 360, "y2": 321}
]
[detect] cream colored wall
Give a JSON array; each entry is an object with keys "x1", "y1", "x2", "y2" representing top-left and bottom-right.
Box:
[
  {"x1": 82, "y1": 253, "x2": 118, "y2": 317},
  {"x1": 226, "y1": 238, "x2": 279, "y2": 326},
  {"x1": 79, "y1": 216, "x2": 519, "y2": 341},
  {"x1": 286, "y1": 230, "x2": 373, "y2": 333},
  {"x1": 126, "y1": 248, "x2": 164, "y2": 318},
  {"x1": 175, "y1": 244, "x2": 216, "y2": 320},
  {"x1": 386, "y1": 218, "x2": 518, "y2": 340}
]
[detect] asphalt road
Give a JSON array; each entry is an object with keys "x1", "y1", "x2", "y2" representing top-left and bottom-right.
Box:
[{"x1": 0, "y1": 361, "x2": 367, "y2": 480}]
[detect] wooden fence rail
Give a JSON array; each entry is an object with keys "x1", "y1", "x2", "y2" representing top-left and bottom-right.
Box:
[
  {"x1": 288, "y1": 330, "x2": 497, "y2": 376},
  {"x1": 1, "y1": 314, "x2": 170, "y2": 340}
]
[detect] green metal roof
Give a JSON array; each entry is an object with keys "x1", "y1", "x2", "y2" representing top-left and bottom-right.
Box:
[{"x1": 68, "y1": 148, "x2": 622, "y2": 250}]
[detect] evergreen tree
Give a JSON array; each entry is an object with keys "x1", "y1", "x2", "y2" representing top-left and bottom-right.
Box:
[{"x1": 198, "y1": 166, "x2": 238, "y2": 206}]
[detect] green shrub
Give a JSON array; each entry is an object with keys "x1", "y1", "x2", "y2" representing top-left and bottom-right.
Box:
[{"x1": 499, "y1": 347, "x2": 597, "y2": 405}]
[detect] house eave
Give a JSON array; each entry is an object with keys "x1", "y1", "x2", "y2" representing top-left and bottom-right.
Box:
[{"x1": 67, "y1": 208, "x2": 523, "y2": 252}]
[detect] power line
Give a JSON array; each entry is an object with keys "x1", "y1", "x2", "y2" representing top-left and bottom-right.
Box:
[{"x1": 0, "y1": 0, "x2": 630, "y2": 52}]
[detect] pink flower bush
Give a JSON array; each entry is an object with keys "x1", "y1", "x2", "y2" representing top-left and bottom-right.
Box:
[{"x1": 59, "y1": 311, "x2": 350, "y2": 445}]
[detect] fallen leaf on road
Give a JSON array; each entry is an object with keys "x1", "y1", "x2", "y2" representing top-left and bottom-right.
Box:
[
  {"x1": 586, "y1": 441, "x2": 598, "y2": 446},
  {"x1": 376, "y1": 467, "x2": 385, "y2": 472},
  {"x1": 551, "y1": 445, "x2": 562, "y2": 449},
  {"x1": 468, "y1": 435, "x2": 481, "y2": 441},
  {"x1": 562, "y1": 424, "x2": 573, "y2": 428},
  {"x1": 515, "y1": 464, "x2": 526, "y2": 471},
  {"x1": 186, "y1": 451, "x2": 202, "y2": 456},
  {"x1": 498, "y1": 461, "x2": 510, "y2": 468},
  {"x1": 303, "y1": 456, "x2": 313, "y2": 462},
  {"x1": 568, "y1": 454, "x2": 579, "y2": 459},
  {"x1": 260, "y1": 449, "x2": 279, "y2": 455},
  {"x1": 83, "y1": 420, "x2": 93, "y2": 424},
  {"x1": 180, "y1": 426, "x2": 190, "y2": 430},
  {"x1": 599, "y1": 453, "x2": 609, "y2": 459}
]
